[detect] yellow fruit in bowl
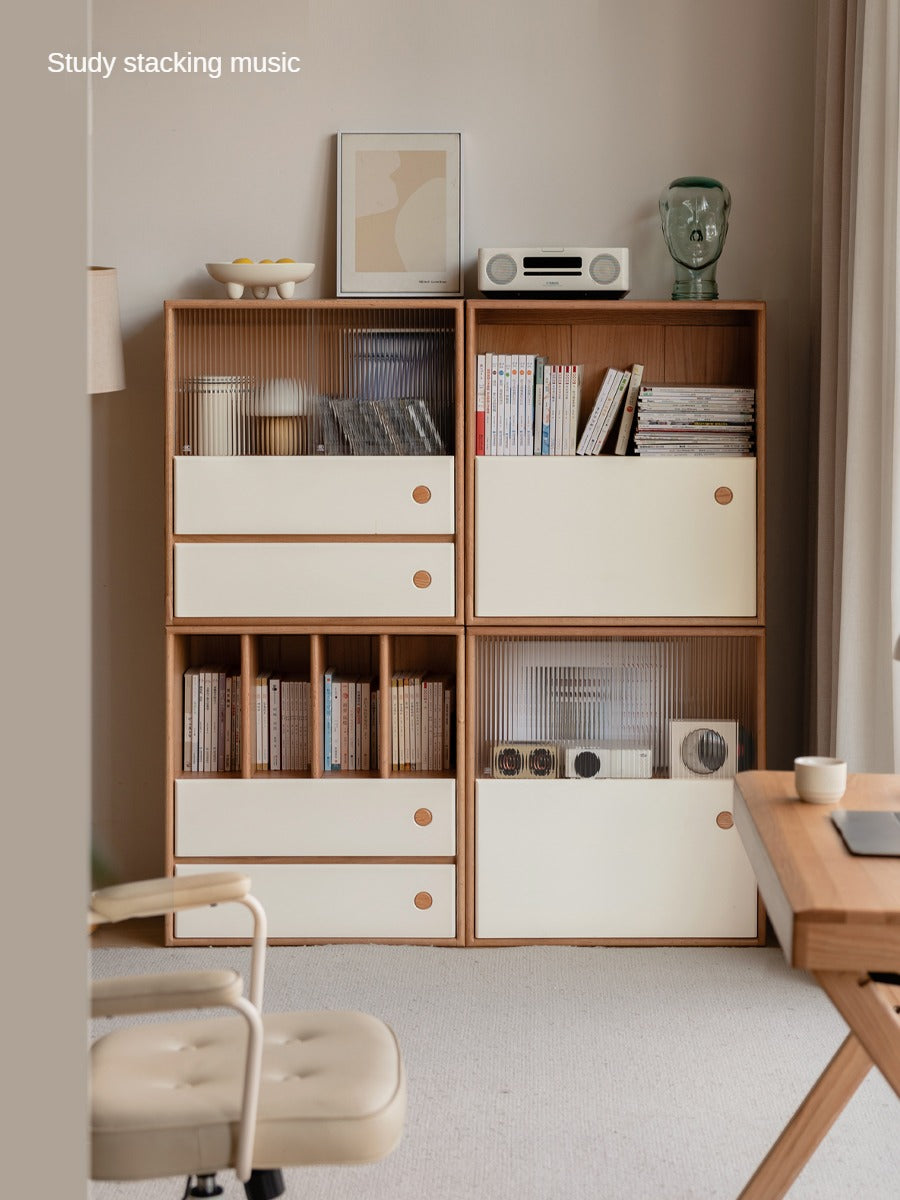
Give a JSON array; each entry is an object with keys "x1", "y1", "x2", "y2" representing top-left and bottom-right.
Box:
[
  {"x1": 259, "y1": 258, "x2": 274, "y2": 264},
  {"x1": 232, "y1": 257, "x2": 253, "y2": 264},
  {"x1": 277, "y1": 257, "x2": 296, "y2": 263}
]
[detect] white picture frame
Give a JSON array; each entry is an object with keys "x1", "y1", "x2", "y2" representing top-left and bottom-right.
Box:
[{"x1": 337, "y1": 131, "x2": 463, "y2": 297}]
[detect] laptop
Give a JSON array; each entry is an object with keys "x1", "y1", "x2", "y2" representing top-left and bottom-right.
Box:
[{"x1": 831, "y1": 809, "x2": 900, "y2": 856}]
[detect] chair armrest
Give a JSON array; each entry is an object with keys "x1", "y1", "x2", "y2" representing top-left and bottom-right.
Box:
[
  {"x1": 91, "y1": 969, "x2": 243, "y2": 1018},
  {"x1": 90, "y1": 871, "x2": 251, "y2": 922}
]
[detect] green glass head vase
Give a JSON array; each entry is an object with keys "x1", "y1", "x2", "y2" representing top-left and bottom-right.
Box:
[{"x1": 659, "y1": 176, "x2": 731, "y2": 300}]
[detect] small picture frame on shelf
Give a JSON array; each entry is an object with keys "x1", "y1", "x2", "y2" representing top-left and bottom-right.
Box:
[{"x1": 336, "y1": 131, "x2": 463, "y2": 297}]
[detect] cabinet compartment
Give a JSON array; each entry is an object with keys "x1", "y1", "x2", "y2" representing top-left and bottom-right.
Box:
[
  {"x1": 174, "y1": 862, "x2": 456, "y2": 939},
  {"x1": 169, "y1": 634, "x2": 243, "y2": 777},
  {"x1": 472, "y1": 632, "x2": 761, "y2": 781},
  {"x1": 474, "y1": 456, "x2": 756, "y2": 618},
  {"x1": 174, "y1": 455, "x2": 454, "y2": 535},
  {"x1": 175, "y1": 776, "x2": 456, "y2": 856},
  {"x1": 173, "y1": 541, "x2": 455, "y2": 618},
  {"x1": 474, "y1": 779, "x2": 758, "y2": 939}
]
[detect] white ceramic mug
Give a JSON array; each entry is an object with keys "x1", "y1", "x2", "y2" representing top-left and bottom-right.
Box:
[{"x1": 794, "y1": 756, "x2": 847, "y2": 804}]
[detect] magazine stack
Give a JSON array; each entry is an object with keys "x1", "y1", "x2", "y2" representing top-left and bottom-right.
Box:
[{"x1": 633, "y1": 385, "x2": 755, "y2": 456}]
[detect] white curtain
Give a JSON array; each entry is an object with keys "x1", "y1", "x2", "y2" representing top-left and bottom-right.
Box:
[{"x1": 813, "y1": 0, "x2": 900, "y2": 770}]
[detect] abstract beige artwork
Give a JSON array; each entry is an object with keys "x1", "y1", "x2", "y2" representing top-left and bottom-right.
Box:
[
  {"x1": 337, "y1": 132, "x2": 462, "y2": 296},
  {"x1": 354, "y1": 150, "x2": 447, "y2": 273}
]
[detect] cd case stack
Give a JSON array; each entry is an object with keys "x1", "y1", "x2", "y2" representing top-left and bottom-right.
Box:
[{"x1": 633, "y1": 385, "x2": 755, "y2": 456}]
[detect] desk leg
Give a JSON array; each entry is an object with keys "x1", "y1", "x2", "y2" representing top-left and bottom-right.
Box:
[
  {"x1": 737, "y1": 1033, "x2": 871, "y2": 1200},
  {"x1": 815, "y1": 970, "x2": 900, "y2": 1099}
]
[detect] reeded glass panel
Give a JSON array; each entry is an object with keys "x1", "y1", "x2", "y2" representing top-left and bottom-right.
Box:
[
  {"x1": 172, "y1": 306, "x2": 455, "y2": 456},
  {"x1": 474, "y1": 635, "x2": 757, "y2": 779}
]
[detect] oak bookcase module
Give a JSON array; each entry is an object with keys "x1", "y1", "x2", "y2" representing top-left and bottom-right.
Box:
[
  {"x1": 164, "y1": 298, "x2": 765, "y2": 947},
  {"x1": 165, "y1": 300, "x2": 466, "y2": 945}
]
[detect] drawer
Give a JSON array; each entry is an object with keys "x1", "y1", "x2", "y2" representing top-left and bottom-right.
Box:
[
  {"x1": 175, "y1": 776, "x2": 456, "y2": 856},
  {"x1": 474, "y1": 457, "x2": 756, "y2": 617},
  {"x1": 174, "y1": 862, "x2": 456, "y2": 939},
  {"x1": 475, "y1": 779, "x2": 758, "y2": 939},
  {"x1": 174, "y1": 541, "x2": 454, "y2": 618},
  {"x1": 174, "y1": 455, "x2": 455, "y2": 535}
]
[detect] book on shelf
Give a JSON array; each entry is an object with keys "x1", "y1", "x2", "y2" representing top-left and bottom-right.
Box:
[
  {"x1": 589, "y1": 369, "x2": 631, "y2": 455},
  {"x1": 475, "y1": 352, "x2": 487, "y2": 456},
  {"x1": 268, "y1": 677, "x2": 281, "y2": 771},
  {"x1": 323, "y1": 666, "x2": 334, "y2": 772},
  {"x1": 576, "y1": 367, "x2": 619, "y2": 455},
  {"x1": 614, "y1": 363, "x2": 644, "y2": 455}
]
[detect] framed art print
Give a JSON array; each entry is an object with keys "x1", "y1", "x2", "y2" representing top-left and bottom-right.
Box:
[{"x1": 337, "y1": 131, "x2": 463, "y2": 297}]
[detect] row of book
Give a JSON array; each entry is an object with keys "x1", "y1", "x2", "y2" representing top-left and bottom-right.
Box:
[
  {"x1": 387, "y1": 672, "x2": 455, "y2": 772},
  {"x1": 182, "y1": 667, "x2": 242, "y2": 773},
  {"x1": 576, "y1": 364, "x2": 644, "y2": 456},
  {"x1": 633, "y1": 386, "x2": 756, "y2": 456},
  {"x1": 323, "y1": 671, "x2": 378, "y2": 772},
  {"x1": 254, "y1": 674, "x2": 312, "y2": 771},
  {"x1": 475, "y1": 353, "x2": 585, "y2": 456}
]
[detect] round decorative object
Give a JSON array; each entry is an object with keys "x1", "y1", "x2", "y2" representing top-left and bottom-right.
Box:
[
  {"x1": 414, "y1": 808, "x2": 433, "y2": 826},
  {"x1": 659, "y1": 177, "x2": 731, "y2": 300},
  {"x1": 414, "y1": 892, "x2": 433, "y2": 910},
  {"x1": 716, "y1": 811, "x2": 734, "y2": 829},
  {"x1": 681, "y1": 727, "x2": 728, "y2": 775},
  {"x1": 205, "y1": 261, "x2": 316, "y2": 300},
  {"x1": 413, "y1": 570, "x2": 432, "y2": 589},
  {"x1": 412, "y1": 485, "x2": 432, "y2": 504},
  {"x1": 589, "y1": 253, "x2": 621, "y2": 286},
  {"x1": 714, "y1": 486, "x2": 734, "y2": 505}
]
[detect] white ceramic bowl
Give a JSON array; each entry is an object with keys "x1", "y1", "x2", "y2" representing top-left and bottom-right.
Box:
[
  {"x1": 794, "y1": 755, "x2": 847, "y2": 804},
  {"x1": 206, "y1": 261, "x2": 315, "y2": 299}
]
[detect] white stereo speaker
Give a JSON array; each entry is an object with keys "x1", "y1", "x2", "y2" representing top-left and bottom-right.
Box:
[
  {"x1": 564, "y1": 744, "x2": 653, "y2": 779},
  {"x1": 477, "y1": 247, "x2": 630, "y2": 298},
  {"x1": 669, "y1": 720, "x2": 738, "y2": 780},
  {"x1": 491, "y1": 742, "x2": 559, "y2": 779}
]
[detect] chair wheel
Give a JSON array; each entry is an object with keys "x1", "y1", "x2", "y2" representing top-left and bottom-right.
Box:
[{"x1": 244, "y1": 1168, "x2": 285, "y2": 1200}]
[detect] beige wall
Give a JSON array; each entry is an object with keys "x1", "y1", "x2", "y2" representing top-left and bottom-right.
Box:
[{"x1": 91, "y1": 0, "x2": 818, "y2": 881}]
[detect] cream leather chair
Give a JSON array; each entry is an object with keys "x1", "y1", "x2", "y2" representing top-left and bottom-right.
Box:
[{"x1": 90, "y1": 872, "x2": 406, "y2": 1198}]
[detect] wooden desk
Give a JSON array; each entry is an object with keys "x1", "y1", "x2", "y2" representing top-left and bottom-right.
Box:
[{"x1": 733, "y1": 770, "x2": 900, "y2": 1199}]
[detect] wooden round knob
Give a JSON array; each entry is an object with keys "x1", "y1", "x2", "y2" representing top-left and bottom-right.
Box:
[
  {"x1": 414, "y1": 808, "x2": 433, "y2": 826},
  {"x1": 412, "y1": 485, "x2": 432, "y2": 504},
  {"x1": 414, "y1": 891, "x2": 433, "y2": 910},
  {"x1": 714, "y1": 486, "x2": 734, "y2": 505},
  {"x1": 716, "y1": 811, "x2": 734, "y2": 829},
  {"x1": 413, "y1": 570, "x2": 432, "y2": 589}
]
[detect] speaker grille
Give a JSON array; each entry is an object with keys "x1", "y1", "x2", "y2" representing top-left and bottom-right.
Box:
[
  {"x1": 485, "y1": 253, "x2": 517, "y2": 286},
  {"x1": 589, "y1": 253, "x2": 620, "y2": 285}
]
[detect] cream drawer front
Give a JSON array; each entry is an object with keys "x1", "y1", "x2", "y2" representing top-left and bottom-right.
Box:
[
  {"x1": 174, "y1": 863, "x2": 456, "y2": 939},
  {"x1": 175, "y1": 777, "x2": 456, "y2": 856},
  {"x1": 475, "y1": 779, "x2": 758, "y2": 939},
  {"x1": 174, "y1": 541, "x2": 454, "y2": 617},
  {"x1": 475, "y1": 457, "x2": 756, "y2": 617},
  {"x1": 174, "y1": 456, "x2": 454, "y2": 535}
]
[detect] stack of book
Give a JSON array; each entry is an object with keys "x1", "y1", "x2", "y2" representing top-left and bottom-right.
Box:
[
  {"x1": 253, "y1": 673, "x2": 311, "y2": 772},
  {"x1": 183, "y1": 667, "x2": 242, "y2": 773},
  {"x1": 391, "y1": 672, "x2": 455, "y2": 772},
  {"x1": 576, "y1": 364, "x2": 644, "y2": 456},
  {"x1": 475, "y1": 353, "x2": 586, "y2": 455},
  {"x1": 323, "y1": 669, "x2": 377, "y2": 772},
  {"x1": 633, "y1": 385, "x2": 756, "y2": 456}
]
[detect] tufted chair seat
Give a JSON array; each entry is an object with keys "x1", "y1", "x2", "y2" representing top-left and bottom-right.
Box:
[{"x1": 90, "y1": 873, "x2": 406, "y2": 1198}]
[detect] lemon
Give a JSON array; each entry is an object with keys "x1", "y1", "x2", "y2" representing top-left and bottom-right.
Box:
[
  {"x1": 277, "y1": 257, "x2": 296, "y2": 263},
  {"x1": 232, "y1": 257, "x2": 253, "y2": 264},
  {"x1": 259, "y1": 258, "x2": 274, "y2": 264}
]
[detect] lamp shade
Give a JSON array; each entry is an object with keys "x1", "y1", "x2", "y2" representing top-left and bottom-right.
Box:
[{"x1": 88, "y1": 266, "x2": 125, "y2": 393}]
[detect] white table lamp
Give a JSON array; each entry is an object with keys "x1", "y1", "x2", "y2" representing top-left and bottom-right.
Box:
[{"x1": 88, "y1": 266, "x2": 125, "y2": 393}]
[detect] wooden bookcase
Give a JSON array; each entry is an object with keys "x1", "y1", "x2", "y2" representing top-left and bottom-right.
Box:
[
  {"x1": 464, "y1": 300, "x2": 766, "y2": 945},
  {"x1": 163, "y1": 297, "x2": 765, "y2": 947},
  {"x1": 164, "y1": 300, "x2": 466, "y2": 944}
]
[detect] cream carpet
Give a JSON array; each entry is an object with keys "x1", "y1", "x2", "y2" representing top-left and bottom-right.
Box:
[{"x1": 90, "y1": 945, "x2": 900, "y2": 1199}]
